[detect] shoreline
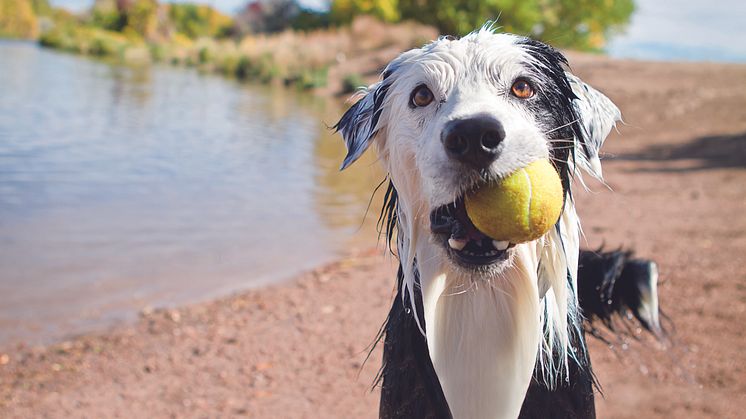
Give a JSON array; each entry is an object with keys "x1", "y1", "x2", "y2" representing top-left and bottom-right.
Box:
[
  {"x1": 1, "y1": 54, "x2": 745, "y2": 417},
  {"x1": 35, "y1": 17, "x2": 439, "y2": 96}
]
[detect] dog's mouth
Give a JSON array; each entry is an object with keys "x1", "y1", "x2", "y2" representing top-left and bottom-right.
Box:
[{"x1": 430, "y1": 197, "x2": 514, "y2": 267}]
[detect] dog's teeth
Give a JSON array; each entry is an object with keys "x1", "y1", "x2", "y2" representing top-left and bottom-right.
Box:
[
  {"x1": 492, "y1": 240, "x2": 509, "y2": 251},
  {"x1": 448, "y1": 238, "x2": 467, "y2": 251}
]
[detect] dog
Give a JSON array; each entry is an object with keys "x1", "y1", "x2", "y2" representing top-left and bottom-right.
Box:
[{"x1": 335, "y1": 25, "x2": 663, "y2": 419}]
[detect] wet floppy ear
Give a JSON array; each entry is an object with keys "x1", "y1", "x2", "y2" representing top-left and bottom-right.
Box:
[
  {"x1": 335, "y1": 63, "x2": 397, "y2": 170},
  {"x1": 334, "y1": 79, "x2": 391, "y2": 170},
  {"x1": 566, "y1": 73, "x2": 622, "y2": 179}
]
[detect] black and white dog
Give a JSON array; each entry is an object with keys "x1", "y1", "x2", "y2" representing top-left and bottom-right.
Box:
[{"x1": 335, "y1": 26, "x2": 662, "y2": 419}]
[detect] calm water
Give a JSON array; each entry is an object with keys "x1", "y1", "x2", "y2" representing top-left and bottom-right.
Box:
[{"x1": 0, "y1": 41, "x2": 383, "y2": 346}]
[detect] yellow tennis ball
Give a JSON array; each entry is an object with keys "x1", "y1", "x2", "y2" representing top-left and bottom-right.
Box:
[{"x1": 464, "y1": 159, "x2": 564, "y2": 243}]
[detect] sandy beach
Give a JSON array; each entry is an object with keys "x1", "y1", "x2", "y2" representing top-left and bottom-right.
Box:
[{"x1": 1, "y1": 54, "x2": 745, "y2": 418}]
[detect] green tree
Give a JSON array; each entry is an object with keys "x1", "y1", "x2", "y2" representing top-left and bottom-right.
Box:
[
  {"x1": 396, "y1": 0, "x2": 634, "y2": 50},
  {"x1": 91, "y1": 0, "x2": 125, "y2": 31},
  {"x1": 330, "y1": 0, "x2": 400, "y2": 24},
  {"x1": 169, "y1": 3, "x2": 233, "y2": 39},
  {"x1": 0, "y1": 0, "x2": 39, "y2": 39},
  {"x1": 30, "y1": 0, "x2": 52, "y2": 16},
  {"x1": 122, "y1": 0, "x2": 158, "y2": 39}
]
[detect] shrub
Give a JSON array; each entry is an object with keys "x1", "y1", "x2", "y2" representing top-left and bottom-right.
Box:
[
  {"x1": 0, "y1": 0, "x2": 39, "y2": 39},
  {"x1": 341, "y1": 73, "x2": 364, "y2": 93},
  {"x1": 394, "y1": 0, "x2": 634, "y2": 50},
  {"x1": 298, "y1": 66, "x2": 328, "y2": 89},
  {"x1": 169, "y1": 3, "x2": 234, "y2": 39},
  {"x1": 330, "y1": 0, "x2": 399, "y2": 24}
]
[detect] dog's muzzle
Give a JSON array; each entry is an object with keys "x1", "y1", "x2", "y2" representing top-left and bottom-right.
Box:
[
  {"x1": 431, "y1": 114, "x2": 514, "y2": 267},
  {"x1": 430, "y1": 197, "x2": 514, "y2": 267}
]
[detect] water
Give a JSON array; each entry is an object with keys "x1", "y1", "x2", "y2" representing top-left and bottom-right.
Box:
[{"x1": 0, "y1": 41, "x2": 383, "y2": 346}]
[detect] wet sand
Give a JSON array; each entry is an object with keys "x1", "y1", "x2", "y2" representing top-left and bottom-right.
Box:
[{"x1": 1, "y1": 55, "x2": 745, "y2": 418}]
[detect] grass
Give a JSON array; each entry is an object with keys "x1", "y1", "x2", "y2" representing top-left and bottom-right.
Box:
[{"x1": 37, "y1": 16, "x2": 437, "y2": 92}]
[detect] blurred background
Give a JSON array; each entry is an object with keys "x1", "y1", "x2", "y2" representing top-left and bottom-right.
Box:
[{"x1": 0, "y1": 0, "x2": 744, "y2": 352}]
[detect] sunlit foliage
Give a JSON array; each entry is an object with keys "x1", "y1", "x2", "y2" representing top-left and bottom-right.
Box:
[
  {"x1": 332, "y1": 0, "x2": 635, "y2": 50},
  {"x1": 0, "y1": 0, "x2": 39, "y2": 39},
  {"x1": 168, "y1": 3, "x2": 234, "y2": 39},
  {"x1": 330, "y1": 0, "x2": 400, "y2": 24}
]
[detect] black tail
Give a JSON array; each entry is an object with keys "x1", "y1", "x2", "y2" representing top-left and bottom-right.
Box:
[{"x1": 577, "y1": 249, "x2": 666, "y2": 339}]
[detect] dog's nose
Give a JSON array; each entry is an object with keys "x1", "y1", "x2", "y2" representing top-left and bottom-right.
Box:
[{"x1": 441, "y1": 115, "x2": 505, "y2": 169}]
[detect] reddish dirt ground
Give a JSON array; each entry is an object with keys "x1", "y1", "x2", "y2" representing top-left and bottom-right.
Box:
[{"x1": 1, "y1": 55, "x2": 745, "y2": 418}]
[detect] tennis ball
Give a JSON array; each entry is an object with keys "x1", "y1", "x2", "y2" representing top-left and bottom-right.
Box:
[{"x1": 464, "y1": 159, "x2": 563, "y2": 244}]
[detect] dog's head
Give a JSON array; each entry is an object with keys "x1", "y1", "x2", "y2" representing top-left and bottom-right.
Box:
[{"x1": 337, "y1": 28, "x2": 619, "y2": 275}]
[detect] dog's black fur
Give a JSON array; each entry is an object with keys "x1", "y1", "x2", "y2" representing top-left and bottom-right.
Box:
[{"x1": 379, "y1": 252, "x2": 661, "y2": 419}]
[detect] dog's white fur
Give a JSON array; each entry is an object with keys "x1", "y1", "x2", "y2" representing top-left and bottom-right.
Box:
[{"x1": 339, "y1": 26, "x2": 620, "y2": 419}]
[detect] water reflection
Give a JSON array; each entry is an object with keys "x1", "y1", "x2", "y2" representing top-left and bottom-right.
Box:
[
  {"x1": 0, "y1": 42, "x2": 383, "y2": 346},
  {"x1": 312, "y1": 102, "x2": 386, "y2": 231}
]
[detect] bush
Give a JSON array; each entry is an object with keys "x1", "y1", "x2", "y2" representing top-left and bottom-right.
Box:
[
  {"x1": 0, "y1": 0, "x2": 39, "y2": 39},
  {"x1": 39, "y1": 25, "x2": 130, "y2": 57},
  {"x1": 341, "y1": 73, "x2": 364, "y2": 93},
  {"x1": 198, "y1": 46, "x2": 211, "y2": 64},
  {"x1": 30, "y1": 0, "x2": 51, "y2": 16},
  {"x1": 169, "y1": 3, "x2": 234, "y2": 39},
  {"x1": 328, "y1": 0, "x2": 634, "y2": 51},
  {"x1": 123, "y1": 0, "x2": 158, "y2": 39},
  {"x1": 298, "y1": 66, "x2": 328, "y2": 89},
  {"x1": 330, "y1": 0, "x2": 399, "y2": 24},
  {"x1": 395, "y1": 0, "x2": 634, "y2": 50}
]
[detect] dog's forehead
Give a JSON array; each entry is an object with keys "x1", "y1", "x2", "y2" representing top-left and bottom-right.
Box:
[
  {"x1": 394, "y1": 32, "x2": 531, "y2": 83},
  {"x1": 429, "y1": 32, "x2": 524, "y2": 57}
]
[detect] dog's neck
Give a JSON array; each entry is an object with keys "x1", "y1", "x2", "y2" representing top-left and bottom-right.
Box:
[{"x1": 415, "y1": 239, "x2": 543, "y2": 419}]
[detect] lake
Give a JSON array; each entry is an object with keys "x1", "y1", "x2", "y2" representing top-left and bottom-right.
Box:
[{"x1": 0, "y1": 41, "x2": 383, "y2": 346}]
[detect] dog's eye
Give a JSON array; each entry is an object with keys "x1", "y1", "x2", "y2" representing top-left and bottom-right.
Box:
[
  {"x1": 511, "y1": 79, "x2": 535, "y2": 99},
  {"x1": 411, "y1": 85, "x2": 434, "y2": 107}
]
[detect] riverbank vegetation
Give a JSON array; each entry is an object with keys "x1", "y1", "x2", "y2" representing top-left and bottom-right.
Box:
[
  {"x1": 1, "y1": 0, "x2": 634, "y2": 93},
  {"x1": 0, "y1": 0, "x2": 52, "y2": 39}
]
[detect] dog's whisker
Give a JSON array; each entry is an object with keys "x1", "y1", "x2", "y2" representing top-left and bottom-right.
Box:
[{"x1": 543, "y1": 118, "x2": 580, "y2": 134}]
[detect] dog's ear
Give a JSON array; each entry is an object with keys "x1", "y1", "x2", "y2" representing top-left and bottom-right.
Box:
[
  {"x1": 334, "y1": 54, "x2": 410, "y2": 170},
  {"x1": 334, "y1": 79, "x2": 391, "y2": 170},
  {"x1": 566, "y1": 73, "x2": 621, "y2": 179}
]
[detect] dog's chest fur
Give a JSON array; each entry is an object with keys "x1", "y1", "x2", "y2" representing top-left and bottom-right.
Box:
[{"x1": 419, "y1": 244, "x2": 542, "y2": 419}]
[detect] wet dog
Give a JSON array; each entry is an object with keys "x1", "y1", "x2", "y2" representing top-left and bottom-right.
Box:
[{"x1": 336, "y1": 26, "x2": 662, "y2": 419}]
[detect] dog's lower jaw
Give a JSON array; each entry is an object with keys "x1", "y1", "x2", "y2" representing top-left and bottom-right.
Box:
[{"x1": 418, "y1": 241, "x2": 543, "y2": 419}]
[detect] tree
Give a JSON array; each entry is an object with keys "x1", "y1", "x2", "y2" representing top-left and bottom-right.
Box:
[
  {"x1": 396, "y1": 0, "x2": 634, "y2": 50},
  {"x1": 234, "y1": 0, "x2": 303, "y2": 34},
  {"x1": 330, "y1": 0, "x2": 400, "y2": 24},
  {"x1": 168, "y1": 3, "x2": 233, "y2": 39},
  {"x1": 0, "y1": 0, "x2": 39, "y2": 39},
  {"x1": 31, "y1": 0, "x2": 52, "y2": 16}
]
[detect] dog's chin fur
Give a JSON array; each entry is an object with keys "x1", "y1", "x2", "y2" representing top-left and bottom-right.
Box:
[
  {"x1": 419, "y1": 238, "x2": 542, "y2": 419},
  {"x1": 407, "y1": 198, "x2": 580, "y2": 419},
  {"x1": 439, "y1": 244, "x2": 516, "y2": 276}
]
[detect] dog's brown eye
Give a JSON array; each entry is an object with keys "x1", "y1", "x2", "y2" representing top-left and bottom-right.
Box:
[
  {"x1": 511, "y1": 79, "x2": 534, "y2": 99},
  {"x1": 411, "y1": 85, "x2": 434, "y2": 107}
]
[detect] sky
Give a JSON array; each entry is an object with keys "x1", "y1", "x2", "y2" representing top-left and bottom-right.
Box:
[
  {"x1": 50, "y1": 0, "x2": 746, "y2": 63},
  {"x1": 606, "y1": 0, "x2": 746, "y2": 62}
]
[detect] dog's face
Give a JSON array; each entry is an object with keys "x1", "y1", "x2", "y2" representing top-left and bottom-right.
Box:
[{"x1": 337, "y1": 29, "x2": 619, "y2": 274}]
